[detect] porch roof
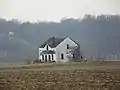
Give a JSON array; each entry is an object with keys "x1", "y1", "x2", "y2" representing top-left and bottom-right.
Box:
[{"x1": 40, "y1": 50, "x2": 55, "y2": 55}]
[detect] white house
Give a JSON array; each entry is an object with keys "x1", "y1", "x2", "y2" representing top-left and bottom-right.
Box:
[{"x1": 39, "y1": 37, "x2": 81, "y2": 62}]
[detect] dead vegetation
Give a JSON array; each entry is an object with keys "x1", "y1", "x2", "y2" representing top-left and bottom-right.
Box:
[{"x1": 0, "y1": 61, "x2": 120, "y2": 90}]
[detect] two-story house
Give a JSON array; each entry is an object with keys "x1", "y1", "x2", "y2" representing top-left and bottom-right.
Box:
[{"x1": 39, "y1": 37, "x2": 81, "y2": 62}]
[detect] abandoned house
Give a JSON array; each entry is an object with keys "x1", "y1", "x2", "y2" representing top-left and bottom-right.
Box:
[{"x1": 39, "y1": 37, "x2": 81, "y2": 62}]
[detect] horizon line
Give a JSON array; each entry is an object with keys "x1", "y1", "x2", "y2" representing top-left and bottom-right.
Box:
[{"x1": 0, "y1": 13, "x2": 120, "y2": 23}]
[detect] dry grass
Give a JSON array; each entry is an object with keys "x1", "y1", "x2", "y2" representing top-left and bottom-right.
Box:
[{"x1": 0, "y1": 61, "x2": 120, "y2": 90}]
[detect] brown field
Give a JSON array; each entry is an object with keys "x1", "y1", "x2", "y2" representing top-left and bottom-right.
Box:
[{"x1": 0, "y1": 61, "x2": 120, "y2": 90}]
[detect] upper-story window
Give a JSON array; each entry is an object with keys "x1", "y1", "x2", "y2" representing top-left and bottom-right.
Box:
[
  {"x1": 46, "y1": 45, "x2": 48, "y2": 50},
  {"x1": 67, "y1": 44, "x2": 69, "y2": 49}
]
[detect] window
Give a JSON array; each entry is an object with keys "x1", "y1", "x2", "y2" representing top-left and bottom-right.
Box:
[
  {"x1": 42, "y1": 55, "x2": 44, "y2": 60},
  {"x1": 73, "y1": 54, "x2": 75, "y2": 59},
  {"x1": 46, "y1": 45, "x2": 48, "y2": 50},
  {"x1": 61, "y1": 54, "x2": 64, "y2": 60},
  {"x1": 52, "y1": 54, "x2": 54, "y2": 60},
  {"x1": 45, "y1": 55, "x2": 47, "y2": 61},
  {"x1": 48, "y1": 55, "x2": 51, "y2": 61},
  {"x1": 67, "y1": 44, "x2": 69, "y2": 49}
]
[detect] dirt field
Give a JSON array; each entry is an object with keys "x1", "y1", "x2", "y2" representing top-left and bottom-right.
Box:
[{"x1": 0, "y1": 61, "x2": 120, "y2": 90}]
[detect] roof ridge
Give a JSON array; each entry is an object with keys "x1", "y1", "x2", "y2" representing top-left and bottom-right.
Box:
[{"x1": 39, "y1": 37, "x2": 65, "y2": 48}]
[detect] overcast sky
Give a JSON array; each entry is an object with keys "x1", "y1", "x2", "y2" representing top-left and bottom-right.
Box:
[{"x1": 0, "y1": 0, "x2": 120, "y2": 22}]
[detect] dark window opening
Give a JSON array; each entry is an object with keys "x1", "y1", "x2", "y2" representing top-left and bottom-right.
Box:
[
  {"x1": 81, "y1": 56, "x2": 83, "y2": 59},
  {"x1": 48, "y1": 55, "x2": 51, "y2": 60},
  {"x1": 52, "y1": 54, "x2": 54, "y2": 60},
  {"x1": 61, "y1": 54, "x2": 64, "y2": 60},
  {"x1": 67, "y1": 44, "x2": 69, "y2": 49},
  {"x1": 42, "y1": 55, "x2": 44, "y2": 60},
  {"x1": 45, "y1": 55, "x2": 47, "y2": 61},
  {"x1": 73, "y1": 54, "x2": 75, "y2": 59},
  {"x1": 46, "y1": 45, "x2": 48, "y2": 50}
]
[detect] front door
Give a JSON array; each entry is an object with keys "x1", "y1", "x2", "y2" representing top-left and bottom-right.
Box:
[
  {"x1": 48, "y1": 55, "x2": 51, "y2": 61},
  {"x1": 45, "y1": 55, "x2": 47, "y2": 62}
]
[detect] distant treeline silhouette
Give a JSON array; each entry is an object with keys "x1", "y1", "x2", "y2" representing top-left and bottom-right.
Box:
[{"x1": 0, "y1": 14, "x2": 120, "y2": 61}]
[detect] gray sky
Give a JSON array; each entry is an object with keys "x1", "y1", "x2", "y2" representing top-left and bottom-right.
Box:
[{"x1": 0, "y1": 0, "x2": 120, "y2": 22}]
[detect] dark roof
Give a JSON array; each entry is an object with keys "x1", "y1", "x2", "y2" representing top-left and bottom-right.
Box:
[
  {"x1": 68, "y1": 37, "x2": 80, "y2": 46},
  {"x1": 40, "y1": 50, "x2": 55, "y2": 55},
  {"x1": 40, "y1": 37, "x2": 65, "y2": 48}
]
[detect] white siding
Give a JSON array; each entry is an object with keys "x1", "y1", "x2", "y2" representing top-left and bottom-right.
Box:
[
  {"x1": 38, "y1": 37, "x2": 80, "y2": 62},
  {"x1": 56, "y1": 37, "x2": 78, "y2": 62},
  {"x1": 39, "y1": 44, "x2": 56, "y2": 61}
]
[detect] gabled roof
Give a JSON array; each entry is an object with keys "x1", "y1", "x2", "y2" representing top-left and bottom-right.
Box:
[
  {"x1": 39, "y1": 37, "x2": 65, "y2": 48},
  {"x1": 68, "y1": 37, "x2": 80, "y2": 46},
  {"x1": 39, "y1": 37, "x2": 80, "y2": 48}
]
